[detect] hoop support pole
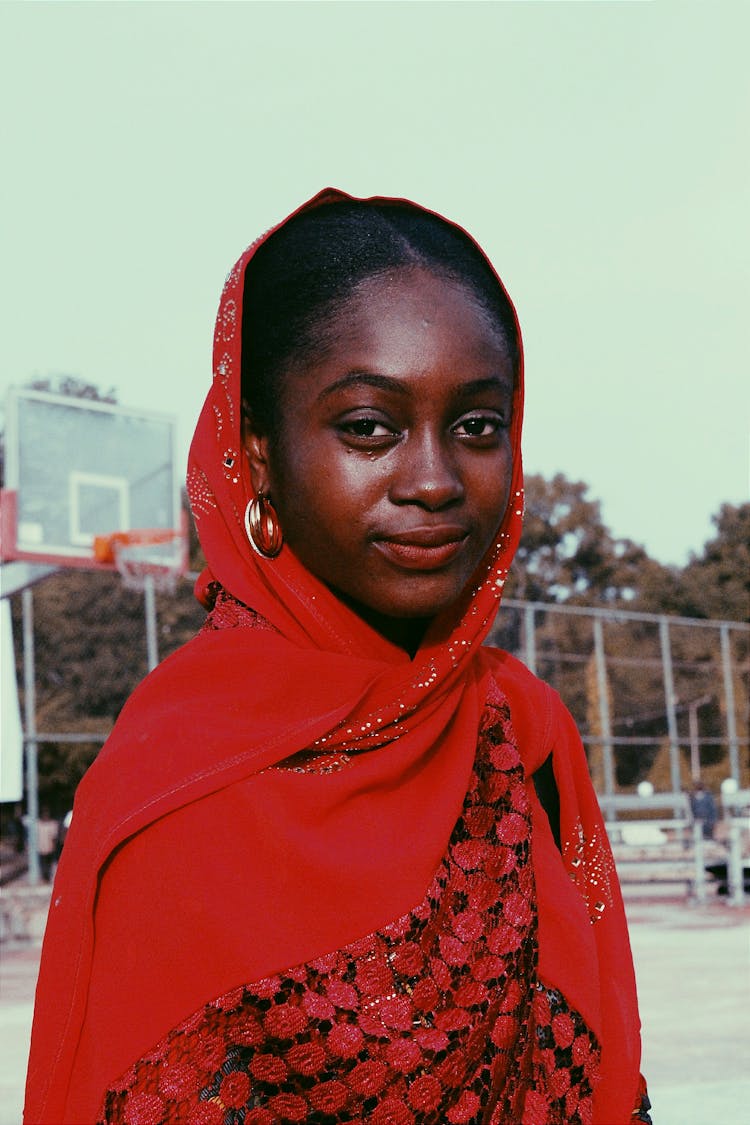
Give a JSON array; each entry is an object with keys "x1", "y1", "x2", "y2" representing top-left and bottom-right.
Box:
[{"x1": 144, "y1": 574, "x2": 159, "y2": 672}]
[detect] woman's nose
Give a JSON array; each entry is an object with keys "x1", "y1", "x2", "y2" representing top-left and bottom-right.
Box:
[{"x1": 389, "y1": 431, "x2": 464, "y2": 510}]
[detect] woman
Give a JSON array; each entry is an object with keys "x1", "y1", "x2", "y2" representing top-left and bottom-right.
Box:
[{"x1": 25, "y1": 189, "x2": 650, "y2": 1124}]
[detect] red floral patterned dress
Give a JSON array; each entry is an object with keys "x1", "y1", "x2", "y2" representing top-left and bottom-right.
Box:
[{"x1": 99, "y1": 693, "x2": 601, "y2": 1125}]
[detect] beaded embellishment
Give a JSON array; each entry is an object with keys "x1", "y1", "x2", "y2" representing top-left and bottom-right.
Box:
[{"x1": 562, "y1": 820, "x2": 616, "y2": 924}]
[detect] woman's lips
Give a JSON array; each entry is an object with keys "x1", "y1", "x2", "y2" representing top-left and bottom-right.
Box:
[{"x1": 373, "y1": 529, "x2": 468, "y2": 571}]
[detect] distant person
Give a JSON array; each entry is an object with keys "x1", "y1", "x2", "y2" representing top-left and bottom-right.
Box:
[
  {"x1": 35, "y1": 808, "x2": 59, "y2": 883},
  {"x1": 690, "y1": 780, "x2": 718, "y2": 840},
  {"x1": 25, "y1": 191, "x2": 651, "y2": 1123},
  {"x1": 9, "y1": 802, "x2": 25, "y2": 853}
]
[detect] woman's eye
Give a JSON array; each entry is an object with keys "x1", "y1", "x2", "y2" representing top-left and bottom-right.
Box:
[
  {"x1": 339, "y1": 417, "x2": 396, "y2": 441},
  {"x1": 452, "y1": 412, "x2": 505, "y2": 439}
]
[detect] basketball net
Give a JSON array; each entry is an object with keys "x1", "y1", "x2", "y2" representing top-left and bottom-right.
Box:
[{"x1": 94, "y1": 530, "x2": 183, "y2": 595}]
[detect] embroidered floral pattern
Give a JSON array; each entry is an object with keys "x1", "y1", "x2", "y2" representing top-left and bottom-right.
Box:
[{"x1": 99, "y1": 701, "x2": 602, "y2": 1125}]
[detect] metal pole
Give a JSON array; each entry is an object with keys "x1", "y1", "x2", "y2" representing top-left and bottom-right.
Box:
[
  {"x1": 22, "y1": 588, "x2": 40, "y2": 885},
  {"x1": 726, "y1": 817, "x2": 745, "y2": 908},
  {"x1": 524, "y1": 603, "x2": 536, "y2": 676},
  {"x1": 691, "y1": 820, "x2": 706, "y2": 904},
  {"x1": 144, "y1": 575, "x2": 159, "y2": 672},
  {"x1": 659, "y1": 616, "x2": 681, "y2": 798},
  {"x1": 593, "y1": 617, "x2": 616, "y2": 806},
  {"x1": 720, "y1": 625, "x2": 740, "y2": 783},
  {"x1": 688, "y1": 702, "x2": 700, "y2": 782}
]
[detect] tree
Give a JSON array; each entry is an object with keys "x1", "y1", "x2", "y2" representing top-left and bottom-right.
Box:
[
  {"x1": 506, "y1": 472, "x2": 676, "y2": 606},
  {"x1": 24, "y1": 374, "x2": 118, "y2": 404},
  {"x1": 677, "y1": 504, "x2": 750, "y2": 623}
]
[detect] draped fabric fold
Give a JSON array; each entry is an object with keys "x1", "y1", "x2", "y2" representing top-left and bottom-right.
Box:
[{"x1": 24, "y1": 189, "x2": 642, "y2": 1125}]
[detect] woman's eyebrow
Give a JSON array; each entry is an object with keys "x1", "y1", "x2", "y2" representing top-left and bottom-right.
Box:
[
  {"x1": 317, "y1": 371, "x2": 410, "y2": 400},
  {"x1": 318, "y1": 371, "x2": 513, "y2": 403},
  {"x1": 457, "y1": 375, "x2": 514, "y2": 397}
]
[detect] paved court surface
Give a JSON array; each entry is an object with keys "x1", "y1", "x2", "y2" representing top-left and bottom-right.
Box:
[
  {"x1": 1, "y1": 899, "x2": 748, "y2": 1124},
  {"x1": 626, "y1": 900, "x2": 749, "y2": 1125}
]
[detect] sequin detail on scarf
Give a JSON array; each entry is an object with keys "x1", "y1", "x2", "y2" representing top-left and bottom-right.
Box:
[
  {"x1": 562, "y1": 820, "x2": 616, "y2": 925},
  {"x1": 99, "y1": 701, "x2": 601, "y2": 1125}
]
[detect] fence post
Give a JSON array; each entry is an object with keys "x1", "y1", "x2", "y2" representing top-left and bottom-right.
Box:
[
  {"x1": 593, "y1": 616, "x2": 615, "y2": 807},
  {"x1": 726, "y1": 817, "x2": 745, "y2": 907},
  {"x1": 720, "y1": 625, "x2": 740, "y2": 784},
  {"x1": 659, "y1": 616, "x2": 682, "y2": 798},
  {"x1": 688, "y1": 701, "x2": 700, "y2": 782},
  {"x1": 691, "y1": 821, "x2": 706, "y2": 904},
  {"x1": 524, "y1": 603, "x2": 536, "y2": 676},
  {"x1": 22, "y1": 588, "x2": 41, "y2": 885}
]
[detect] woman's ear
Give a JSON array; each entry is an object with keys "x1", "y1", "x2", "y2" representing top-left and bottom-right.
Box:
[{"x1": 241, "y1": 413, "x2": 273, "y2": 497}]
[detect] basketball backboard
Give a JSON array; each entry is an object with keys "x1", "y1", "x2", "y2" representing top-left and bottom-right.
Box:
[{"x1": 1, "y1": 388, "x2": 184, "y2": 570}]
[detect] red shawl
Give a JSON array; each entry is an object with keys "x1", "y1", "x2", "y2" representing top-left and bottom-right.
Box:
[{"x1": 24, "y1": 189, "x2": 641, "y2": 1124}]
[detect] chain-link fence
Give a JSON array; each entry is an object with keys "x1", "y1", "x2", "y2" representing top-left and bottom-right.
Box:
[
  {"x1": 3, "y1": 578, "x2": 748, "y2": 892},
  {"x1": 5, "y1": 571, "x2": 206, "y2": 816},
  {"x1": 488, "y1": 600, "x2": 750, "y2": 796},
  {"x1": 7, "y1": 578, "x2": 750, "y2": 816}
]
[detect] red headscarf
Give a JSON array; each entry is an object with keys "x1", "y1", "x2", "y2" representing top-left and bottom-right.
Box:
[{"x1": 25, "y1": 190, "x2": 641, "y2": 1124}]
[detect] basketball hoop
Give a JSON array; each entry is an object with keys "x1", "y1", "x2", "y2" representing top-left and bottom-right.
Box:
[{"x1": 94, "y1": 530, "x2": 184, "y2": 595}]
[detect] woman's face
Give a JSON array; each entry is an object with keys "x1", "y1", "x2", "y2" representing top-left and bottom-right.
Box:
[{"x1": 245, "y1": 267, "x2": 515, "y2": 643}]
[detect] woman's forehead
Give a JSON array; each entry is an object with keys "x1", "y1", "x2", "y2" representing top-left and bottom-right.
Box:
[
  {"x1": 273, "y1": 270, "x2": 515, "y2": 415},
  {"x1": 298, "y1": 267, "x2": 513, "y2": 365}
]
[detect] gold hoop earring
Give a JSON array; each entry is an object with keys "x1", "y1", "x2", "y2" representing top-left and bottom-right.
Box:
[{"x1": 244, "y1": 494, "x2": 283, "y2": 558}]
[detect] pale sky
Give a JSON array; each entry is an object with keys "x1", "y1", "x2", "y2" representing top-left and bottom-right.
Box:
[{"x1": 1, "y1": 0, "x2": 748, "y2": 566}]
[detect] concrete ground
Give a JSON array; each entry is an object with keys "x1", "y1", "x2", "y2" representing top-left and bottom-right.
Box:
[
  {"x1": 1, "y1": 900, "x2": 748, "y2": 1125},
  {"x1": 626, "y1": 899, "x2": 749, "y2": 1125}
]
